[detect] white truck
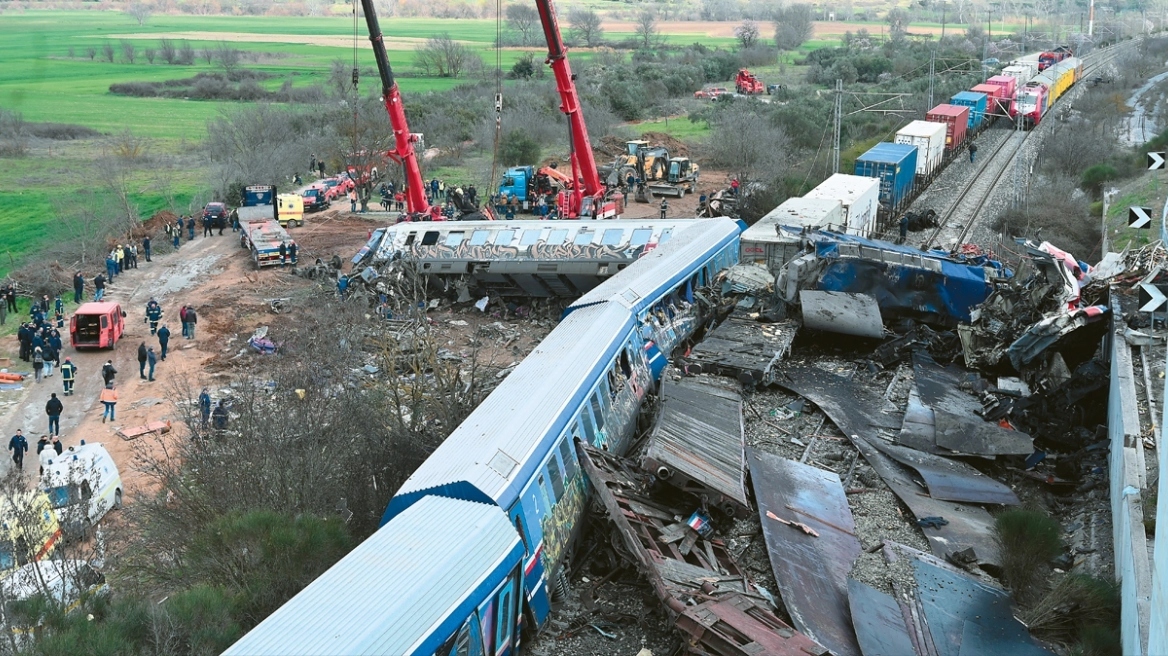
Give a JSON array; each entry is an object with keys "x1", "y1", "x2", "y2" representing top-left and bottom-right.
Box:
[{"x1": 40, "y1": 441, "x2": 122, "y2": 539}]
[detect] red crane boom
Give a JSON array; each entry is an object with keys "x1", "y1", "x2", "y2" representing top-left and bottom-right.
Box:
[
  {"x1": 534, "y1": 0, "x2": 621, "y2": 219},
  {"x1": 360, "y1": 0, "x2": 434, "y2": 219}
]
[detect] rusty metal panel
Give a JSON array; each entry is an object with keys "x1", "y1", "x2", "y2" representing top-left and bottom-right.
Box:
[
  {"x1": 847, "y1": 578, "x2": 921, "y2": 656},
  {"x1": 865, "y1": 436, "x2": 1019, "y2": 506},
  {"x1": 686, "y1": 316, "x2": 798, "y2": 385},
  {"x1": 912, "y1": 557, "x2": 1055, "y2": 656},
  {"x1": 912, "y1": 353, "x2": 1034, "y2": 456},
  {"x1": 643, "y1": 377, "x2": 749, "y2": 516},
  {"x1": 676, "y1": 596, "x2": 829, "y2": 656},
  {"x1": 772, "y1": 366, "x2": 1002, "y2": 566},
  {"x1": 746, "y1": 449, "x2": 862, "y2": 656}
]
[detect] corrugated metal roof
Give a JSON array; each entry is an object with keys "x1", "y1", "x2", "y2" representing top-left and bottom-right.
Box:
[
  {"x1": 224, "y1": 496, "x2": 520, "y2": 656},
  {"x1": 568, "y1": 218, "x2": 742, "y2": 312},
  {"x1": 386, "y1": 301, "x2": 635, "y2": 521}
]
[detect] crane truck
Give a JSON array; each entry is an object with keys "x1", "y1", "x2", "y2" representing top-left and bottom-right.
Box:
[{"x1": 533, "y1": 0, "x2": 623, "y2": 220}]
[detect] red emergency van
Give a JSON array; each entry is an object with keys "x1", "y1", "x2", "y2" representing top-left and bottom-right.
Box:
[{"x1": 70, "y1": 302, "x2": 125, "y2": 349}]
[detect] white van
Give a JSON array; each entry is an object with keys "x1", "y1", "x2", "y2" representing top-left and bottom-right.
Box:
[{"x1": 40, "y1": 442, "x2": 122, "y2": 539}]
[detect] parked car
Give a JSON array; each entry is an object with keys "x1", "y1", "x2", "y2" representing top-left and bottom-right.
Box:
[
  {"x1": 694, "y1": 86, "x2": 728, "y2": 100},
  {"x1": 302, "y1": 186, "x2": 330, "y2": 212},
  {"x1": 321, "y1": 176, "x2": 355, "y2": 201},
  {"x1": 203, "y1": 202, "x2": 228, "y2": 228}
]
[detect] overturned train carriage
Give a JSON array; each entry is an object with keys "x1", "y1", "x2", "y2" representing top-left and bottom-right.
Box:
[
  {"x1": 224, "y1": 218, "x2": 745, "y2": 656},
  {"x1": 353, "y1": 219, "x2": 703, "y2": 298}
]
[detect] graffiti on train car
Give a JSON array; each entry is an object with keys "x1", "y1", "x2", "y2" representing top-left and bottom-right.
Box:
[
  {"x1": 410, "y1": 243, "x2": 524, "y2": 261},
  {"x1": 539, "y1": 474, "x2": 588, "y2": 572}
]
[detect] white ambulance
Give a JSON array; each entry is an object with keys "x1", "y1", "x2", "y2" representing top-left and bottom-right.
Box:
[{"x1": 40, "y1": 442, "x2": 122, "y2": 539}]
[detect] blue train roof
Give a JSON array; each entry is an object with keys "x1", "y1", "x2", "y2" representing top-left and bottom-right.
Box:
[
  {"x1": 224, "y1": 496, "x2": 522, "y2": 656},
  {"x1": 566, "y1": 217, "x2": 743, "y2": 315},
  {"x1": 384, "y1": 300, "x2": 635, "y2": 523}
]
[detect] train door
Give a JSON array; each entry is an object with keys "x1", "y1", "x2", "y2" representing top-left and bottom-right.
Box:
[
  {"x1": 492, "y1": 573, "x2": 520, "y2": 656},
  {"x1": 508, "y1": 504, "x2": 551, "y2": 626},
  {"x1": 449, "y1": 613, "x2": 484, "y2": 656}
]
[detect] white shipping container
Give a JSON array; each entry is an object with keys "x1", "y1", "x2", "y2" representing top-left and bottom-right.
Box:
[
  {"x1": 805, "y1": 174, "x2": 880, "y2": 237},
  {"x1": 1002, "y1": 62, "x2": 1037, "y2": 85},
  {"x1": 742, "y1": 198, "x2": 843, "y2": 274},
  {"x1": 895, "y1": 120, "x2": 947, "y2": 177}
]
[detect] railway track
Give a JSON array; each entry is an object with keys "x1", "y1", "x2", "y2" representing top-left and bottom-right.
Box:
[{"x1": 922, "y1": 39, "x2": 1136, "y2": 250}]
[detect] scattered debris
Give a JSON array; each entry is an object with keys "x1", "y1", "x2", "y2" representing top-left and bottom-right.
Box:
[
  {"x1": 684, "y1": 315, "x2": 798, "y2": 385},
  {"x1": 117, "y1": 421, "x2": 172, "y2": 441}
]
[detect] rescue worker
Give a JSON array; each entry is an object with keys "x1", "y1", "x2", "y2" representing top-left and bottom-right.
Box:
[
  {"x1": 145, "y1": 298, "x2": 163, "y2": 336},
  {"x1": 100, "y1": 383, "x2": 118, "y2": 423},
  {"x1": 147, "y1": 347, "x2": 157, "y2": 382},
  {"x1": 202, "y1": 212, "x2": 212, "y2": 237},
  {"x1": 8, "y1": 430, "x2": 27, "y2": 471},
  {"x1": 278, "y1": 242, "x2": 288, "y2": 267},
  {"x1": 659, "y1": 198, "x2": 669, "y2": 220},
  {"x1": 969, "y1": 142, "x2": 978, "y2": 163},
  {"x1": 211, "y1": 400, "x2": 228, "y2": 430},
  {"x1": 289, "y1": 242, "x2": 298, "y2": 265},
  {"x1": 899, "y1": 214, "x2": 909, "y2": 244},
  {"x1": 60, "y1": 358, "x2": 76, "y2": 396},
  {"x1": 186, "y1": 215, "x2": 196, "y2": 241},
  {"x1": 73, "y1": 272, "x2": 85, "y2": 304},
  {"x1": 199, "y1": 389, "x2": 211, "y2": 427},
  {"x1": 45, "y1": 393, "x2": 62, "y2": 437},
  {"x1": 157, "y1": 324, "x2": 171, "y2": 360},
  {"x1": 137, "y1": 342, "x2": 148, "y2": 379}
]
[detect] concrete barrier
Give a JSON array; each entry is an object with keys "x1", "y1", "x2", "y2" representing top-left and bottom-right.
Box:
[{"x1": 1109, "y1": 298, "x2": 1151, "y2": 655}]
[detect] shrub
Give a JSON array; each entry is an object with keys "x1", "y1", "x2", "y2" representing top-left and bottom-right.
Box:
[
  {"x1": 1081, "y1": 163, "x2": 1118, "y2": 196},
  {"x1": 995, "y1": 508, "x2": 1063, "y2": 602},
  {"x1": 500, "y1": 130, "x2": 540, "y2": 166}
]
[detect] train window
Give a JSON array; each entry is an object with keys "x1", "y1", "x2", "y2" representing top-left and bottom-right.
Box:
[
  {"x1": 538, "y1": 474, "x2": 555, "y2": 507},
  {"x1": 619, "y1": 350, "x2": 631, "y2": 379},
  {"x1": 445, "y1": 232, "x2": 465, "y2": 246},
  {"x1": 547, "y1": 456, "x2": 565, "y2": 500},
  {"x1": 548, "y1": 229, "x2": 568, "y2": 244},
  {"x1": 421, "y1": 231, "x2": 440, "y2": 246},
  {"x1": 579, "y1": 408, "x2": 597, "y2": 444},
  {"x1": 630, "y1": 228, "x2": 652, "y2": 247},
  {"x1": 574, "y1": 231, "x2": 594, "y2": 246},
  {"x1": 590, "y1": 392, "x2": 606, "y2": 432},
  {"x1": 469, "y1": 230, "x2": 490, "y2": 246},
  {"x1": 520, "y1": 230, "x2": 541, "y2": 246},
  {"x1": 660, "y1": 228, "x2": 673, "y2": 243},
  {"x1": 558, "y1": 440, "x2": 577, "y2": 481},
  {"x1": 493, "y1": 229, "x2": 515, "y2": 245},
  {"x1": 602, "y1": 229, "x2": 624, "y2": 245},
  {"x1": 513, "y1": 515, "x2": 530, "y2": 552},
  {"x1": 495, "y1": 586, "x2": 513, "y2": 653},
  {"x1": 452, "y1": 614, "x2": 483, "y2": 656},
  {"x1": 403, "y1": 232, "x2": 416, "y2": 246}
]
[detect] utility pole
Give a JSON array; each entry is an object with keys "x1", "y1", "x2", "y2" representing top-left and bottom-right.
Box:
[
  {"x1": 941, "y1": 1, "x2": 947, "y2": 39},
  {"x1": 833, "y1": 79, "x2": 842, "y2": 174},
  {"x1": 1089, "y1": 0, "x2": 1095, "y2": 37},
  {"x1": 928, "y1": 50, "x2": 935, "y2": 109}
]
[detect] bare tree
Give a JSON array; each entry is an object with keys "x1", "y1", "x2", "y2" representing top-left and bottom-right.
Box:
[
  {"x1": 704, "y1": 103, "x2": 792, "y2": 186},
  {"x1": 413, "y1": 33, "x2": 477, "y2": 78},
  {"x1": 96, "y1": 131, "x2": 151, "y2": 231},
  {"x1": 774, "y1": 4, "x2": 814, "y2": 50},
  {"x1": 121, "y1": 41, "x2": 137, "y2": 64},
  {"x1": 177, "y1": 41, "x2": 195, "y2": 65},
  {"x1": 86, "y1": 46, "x2": 96, "y2": 61},
  {"x1": 735, "y1": 19, "x2": 761, "y2": 48},
  {"x1": 102, "y1": 42, "x2": 116, "y2": 63},
  {"x1": 634, "y1": 8, "x2": 660, "y2": 50},
  {"x1": 216, "y1": 42, "x2": 241, "y2": 74},
  {"x1": 144, "y1": 47, "x2": 156, "y2": 64},
  {"x1": 201, "y1": 46, "x2": 215, "y2": 65},
  {"x1": 159, "y1": 38, "x2": 177, "y2": 65},
  {"x1": 568, "y1": 7, "x2": 604, "y2": 47},
  {"x1": 887, "y1": 8, "x2": 910, "y2": 41},
  {"x1": 126, "y1": 1, "x2": 152, "y2": 25},
  {"x1": 0, "y1": 109, "x2": 28, "y2": 158},
  {"x1": 505, "y1": 4, "x2": 540, "y2": 46}
]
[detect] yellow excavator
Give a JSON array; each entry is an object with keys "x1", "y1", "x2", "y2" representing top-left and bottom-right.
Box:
[{"x1": 648, "y1": 157, "x2": 700, "y2": 197}]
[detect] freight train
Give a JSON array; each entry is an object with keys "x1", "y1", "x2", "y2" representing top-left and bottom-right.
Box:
[
  {"x1": 845, "y1": 49, "x2": 1080, "y2": 221},
  {"x1": 223, "y1": 218, "x2": 746, "y2": 656}
]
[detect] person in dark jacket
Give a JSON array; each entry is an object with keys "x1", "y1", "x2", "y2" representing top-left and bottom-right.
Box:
[
  {"x1": 186, "y1": 306, "x2": 198, "y2": 339},
  {"x1": 50, "y1": 434, "x2": 63, "y2": 456},
  {"x1": 157, "y1": 324, "x2": 171, "y2": 360},
  {"x1": 202, "y1": 212, "x2": 212, "y2": 238},
  {"x1": 45, "y1": 393, "x2": 63, "y2": 436},
  {"x1": 278, "y1": 242, "x2": 288, "y2": 267},
  {"x1": 143, "y1": 236, "x2": 152, "y2": 262},
  {"x1": 17, "y1": 324, "x2": 30, "y2": 362},
  {"x1": 289, "y1": 242, "x2": 298, "y2": 265},
  {"x1": 147, "y1": 347, "x2": 157, "y2": 382},
  {"x1": 199, "y1": 389, "x2": 211, "y2": 427},
  {"x1": 186, "y1": 215, "x2": 196, "y2": 241},
  {"x1": 137, "y1": 342, "x2": 148, "y2": 379},
  {"x1": 93, "y1": 274, "x2": 106, "y2": 302},
  {"x1": 60, "y1": 358, "x2": 77, "y2": 396},
  {"x1": 145, "y1": 298, "x2": 163, "y2": 335},
  {"x1": 211, "y1": 401, "x2": 228, "y2": 430},
  {"x1": 73, "y1": 272, "x2": 85, "y2": 304},
  {"x1": 8, "y1": 430, "x2": 27, "y2": 471},
  {"x1": 101, "y1": 360, "x2": 117, "y2": 385},
  {"x1": 4, "y1": 286, "x2": 15, "y2": 313}
]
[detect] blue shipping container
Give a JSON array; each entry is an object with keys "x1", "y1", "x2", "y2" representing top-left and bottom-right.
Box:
[
  {"x1": 854, "y1": 142, "x2": 918, "y2": 210},
  {"x1": 950, "y1": 91, "x2": 988, "y2": 131}
]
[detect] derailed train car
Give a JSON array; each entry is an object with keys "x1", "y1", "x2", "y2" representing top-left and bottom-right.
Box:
[{"x1": 223, "y1": 218, "x2": 745, "y2": 656}]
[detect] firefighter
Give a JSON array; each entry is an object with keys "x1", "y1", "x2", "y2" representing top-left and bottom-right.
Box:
[
  {"x1": 145, "y1": 298, "x2": 164, "y2": 336},
  {"x1": 659, "y1": 197, "x2": 668, "y2": 220},
  {"x1": 60, "y1": 357, "x2": 77, "y2": 396}
]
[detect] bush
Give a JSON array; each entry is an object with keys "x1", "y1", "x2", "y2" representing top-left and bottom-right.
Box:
[
  {"x1": 500, "y1": 130, "x2": 541, "y2": 166},
  {"x1": 1081, "y1": 164, "x2": 1118, "y2": 196},
  {"x1": 995, "y1": 508, "x2": 1063, "y2": 602}
]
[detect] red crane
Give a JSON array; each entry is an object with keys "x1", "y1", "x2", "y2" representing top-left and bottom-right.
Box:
[
  {"x1": 359, "y1": 0, "x2": 438, "y2": 221},
  {"x1": 534, "y1": 0, "x2": 622, "y2": 220}
]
